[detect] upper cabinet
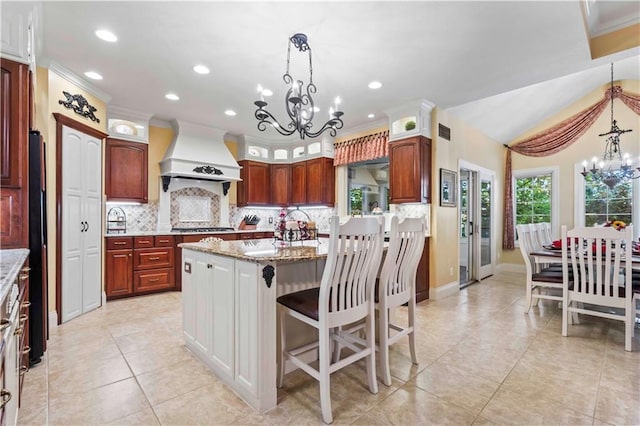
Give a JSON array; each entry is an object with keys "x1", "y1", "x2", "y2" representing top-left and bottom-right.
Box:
[
  {"x1": 389, "y1": 135, "x2": 431, "y2": 204},
  {"x1": 0, "y1": 59, "x2": 29, "y2": 247},
  {"x1": 237, "y1": 160, "x2": 270, "y2": 207},
  {"x1": 105, "y1": 138, "x2": 149, "y2": 203},
  {"x1": 270, "y1": 163, "x2": 291, "y2": 207},
  {"x1": 290, "y1": 162, "x2": 307, "y2": 205},
  {"x1": 305, "y1": 157, "x2": 335, "y2": 206},
  {"x1": 0, "y1": 3, "x2": 37, "y2": 71}
]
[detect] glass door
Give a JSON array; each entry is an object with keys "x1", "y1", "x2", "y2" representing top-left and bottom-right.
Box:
[
  {"x1": 459, "y1": 169, "x2": 474, "y2": 286},
  {"x1": 478, "y1": 173, "x2": 494, "y2": 279}
]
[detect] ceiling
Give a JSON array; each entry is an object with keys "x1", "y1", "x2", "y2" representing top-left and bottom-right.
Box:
[{"x1": 23, "y1": 1, "x2": 640, "y2": 143}]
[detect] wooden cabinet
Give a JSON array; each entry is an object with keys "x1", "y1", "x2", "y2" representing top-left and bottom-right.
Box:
[
  {"x1": 237, "y1": 160, "x2": 270, "y2": 207},
  {"x1": 389, "y1": 136, "x2": 431, "y2": 204},
  {"x1": 105, "y1": 138, "x2": 148, "y2": 203},
  {"x1": 0, "y1": 58, "x2": 29, "y2": 248},
  {"x1": 290, "y1": 162, "x2": 307, "y2": 205},
  {"x1": 105, "y1": 235, "x2": 175, "y2": 299},
  {"x1": 270, "y1": 163, "x2": 291, "y2": 206},
  {"x1": 415, "y1": 238, "x2": 430, "y2": 302},
  {"x1": 305, "y1": 157, "x2": 335, "y2": 206}
]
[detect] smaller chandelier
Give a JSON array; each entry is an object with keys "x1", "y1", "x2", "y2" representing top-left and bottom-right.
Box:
[
  {"x1": 581, "y1": 63, "x2": 639, "y2": 189},
  {"x1": 254, "y1": 33, "x2": 344, "y2": 140}
]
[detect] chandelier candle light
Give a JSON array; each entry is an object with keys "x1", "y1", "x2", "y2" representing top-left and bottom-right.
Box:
[
  {"x1": 254, "y1": 33, "x2": 344, "y2": 139},
  {"x1": 581, "y1": 62, "x2": 639, "y2": 189}
]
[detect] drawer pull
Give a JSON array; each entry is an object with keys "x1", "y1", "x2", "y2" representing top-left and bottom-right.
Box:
[
  {"x1": 19, "y1": 366, "x2": 28, "y2": 375},
  {"x1": 148, "y1": 278, "x2": 160, "y2": 282},
  {"x1": 22, "y1": 301, "x2": 31, "y2": 309},
  {"x1": 20, "y1": 314, "x2": 28, "y2": 323},
  {"x1": 139, "y1": 240, "x2": 151, "y2": 243},
  {"x1": 158, "y1": 239, "x2": 169, "y2": 243},
  {"x1": 0, "y1": 318, "x2": 11, "y2": 332},
  {"x1": 0, "y1": 390, "x2": 11, "y2": 408},
  {"x1": 22, "y1": 346, "x2": 31, "y2": 355},
  {"x1": 14, "y1": 327, "x2": 22, "y2": 336},
  {"x1": 21, "y1": 267, "x2": 31, "y2": 273},
  {"x1": 114, "y1": 241, "x2": 127, "y2": 245},
  {"x1": 148, "y1": 256, "x2": 160, "y2": 261},
  {"x1": 20, "y1": 273, "x2": 29, "y2": 281}
]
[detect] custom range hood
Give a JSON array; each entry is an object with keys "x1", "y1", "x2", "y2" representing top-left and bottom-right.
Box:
[{"x1": 159, "y1": 120, "x2": 241, "y2": 194}]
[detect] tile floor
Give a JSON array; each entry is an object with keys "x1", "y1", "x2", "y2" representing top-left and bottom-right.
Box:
[{"x1": 18, "y1": 271, "x2": 640, "y2": 425}]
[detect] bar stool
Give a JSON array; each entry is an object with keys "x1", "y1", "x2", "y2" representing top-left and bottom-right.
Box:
[{"x1": 276, "y1": 216, "x2": 384, "y2": 424}]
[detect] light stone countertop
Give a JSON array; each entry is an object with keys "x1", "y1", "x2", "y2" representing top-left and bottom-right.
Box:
[
  {"x1": 179, "y1": 238, "x2": 330, "y2": 263},
  {"x1": 105, "y1": 229, "x2": 330, "y2": 237},
  {"x1": 0, "y1": 248, "x2": 30, "y2": 306}
]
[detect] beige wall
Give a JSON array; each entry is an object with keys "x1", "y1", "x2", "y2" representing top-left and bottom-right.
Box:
[
  {"x1": 431, "y1": 108, "x2": 506, "y2": 289},
  {"x1": 147, "y1": 125, "x2": 174, "y2": 202},
  {"x1": 225, "y1": 140, "x2": 238, "y2": 204},
  {"x1": 501, "y1": 79, "x2": 640, "y2": 266}
]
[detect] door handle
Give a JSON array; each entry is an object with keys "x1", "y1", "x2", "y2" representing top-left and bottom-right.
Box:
[
  {"x1": 81, "y1": 221, "x2": 85, "y2": 232},
  {"x1": 469, "y1": 221, "x2": 473, "y2": 235},
  {"x1": 85, "y1": 221, "x2": 89, "y2": 232}
]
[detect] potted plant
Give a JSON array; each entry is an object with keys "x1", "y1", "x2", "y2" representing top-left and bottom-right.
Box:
[{"x1": 405, "y1": 120, "x2": 416, "y2": 131}]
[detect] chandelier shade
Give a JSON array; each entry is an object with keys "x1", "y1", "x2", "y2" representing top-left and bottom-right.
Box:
[
  {"x1": 254, "y1": 33, "x2": 344, "y2": 140},
  {"x1": 581, "y1": 63, "x2": 639, "y2": 189}
]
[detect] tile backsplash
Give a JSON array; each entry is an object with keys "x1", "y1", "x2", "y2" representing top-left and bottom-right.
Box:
[
  {"x1": 170, "y1": 187, "x2": 221, "y2": 228},
  {"x1": 106, "y1": 201, "x2": 159, "y2": 233}
]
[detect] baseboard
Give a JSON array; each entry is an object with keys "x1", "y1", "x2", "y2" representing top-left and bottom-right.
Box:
[
  {"x1": 48, "y1": 310, "x2": 58, "y2": 328},
  {"x1": 496, "y1": 263, "x2": 525, "y2": 273},
  {"x1": 102, "y1": 291, "x2": 107, "y2": 306},
  {"x1": 430, "y1": 280, "x2": 459, "y2": 300}
]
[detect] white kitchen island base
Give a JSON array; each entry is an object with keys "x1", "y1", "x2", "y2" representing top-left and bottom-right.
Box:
[{"x1": 181, "y1": 242, "x2": 326, "y2": 413}]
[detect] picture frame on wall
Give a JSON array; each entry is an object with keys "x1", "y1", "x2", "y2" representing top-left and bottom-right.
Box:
[{"x1": 440, "y1": 168, "x2": 457, "y2": 207}]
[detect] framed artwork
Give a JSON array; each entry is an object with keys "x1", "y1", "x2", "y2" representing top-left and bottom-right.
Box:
[{"x1": 440, "y1": 168, "x2": 457, "y2": 207}]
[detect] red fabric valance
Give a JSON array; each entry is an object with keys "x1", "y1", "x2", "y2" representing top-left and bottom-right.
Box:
[{"x1": 333, "y1": 130, "x2": 389, "y2": 166}]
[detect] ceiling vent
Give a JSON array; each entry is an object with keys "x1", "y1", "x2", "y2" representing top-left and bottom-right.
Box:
[{"x1": 438, "y1": 123, "x2": 451, "y2": 141}]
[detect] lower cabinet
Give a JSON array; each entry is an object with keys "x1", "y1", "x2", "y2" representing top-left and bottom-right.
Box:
[
  {"x1": 105, "y1": 235, "x2": 175, "y2": 299},
  {"x1": 182, "y1": 249, "x2": 264, "y2": 408},
  {"x1": 416, "y1": 238, "x2": 430, "y2": 302}
]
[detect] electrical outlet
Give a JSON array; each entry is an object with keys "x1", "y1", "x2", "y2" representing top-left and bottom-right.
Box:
[{"x1": 268, "y1": 217, "x2": 273, "y2": 224}]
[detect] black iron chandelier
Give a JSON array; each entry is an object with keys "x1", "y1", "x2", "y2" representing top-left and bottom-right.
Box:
[
  {"x1": 254, "y1": 33, "x2": 344, "y2": 140},
  {"x1": 581, "y1": 62, "x2": 638, "y2": 189}
]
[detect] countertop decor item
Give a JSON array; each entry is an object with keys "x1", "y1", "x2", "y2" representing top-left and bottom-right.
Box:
[
  {"x1": 405, "y1": 120, "x2": 416, "y2": 131},
  {"x1": 580, "y1": 62, "x2": 638, "y2": 189},
  {"x1": 254, "y1": 33, "x2": 344, "y2": 140},
  {"x1": 106, "y1": 207, "x2": 127, "y2": 234}
]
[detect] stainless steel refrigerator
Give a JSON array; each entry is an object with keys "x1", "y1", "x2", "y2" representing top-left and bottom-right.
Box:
[{"x1": 29, "y1": 130, "x2": 48, "y2": 364}]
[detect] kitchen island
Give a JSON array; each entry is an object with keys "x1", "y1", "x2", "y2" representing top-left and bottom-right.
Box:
[{"x1": 180, "y1": 238, "x2": 329, "y2": 413}]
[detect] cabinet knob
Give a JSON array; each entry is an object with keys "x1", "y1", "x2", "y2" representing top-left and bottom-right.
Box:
[
  {"x1": 0, "y1": 390, "x2": 11, "y2": 408},
  {"x1": 129, "y1": 253, "x2": 132, "y2": 257}
]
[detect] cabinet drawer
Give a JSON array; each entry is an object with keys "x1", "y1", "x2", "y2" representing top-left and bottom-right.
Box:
[
  {"x1": 106, "y1": 237, "x2": 133, "y2": 250},
  {"x1": 134, "y1": 268, "x2": 174, "y2": 292},
  {"x1": 134, "y1": 237, "x2": 154, "y2": 248},
  {"x1": 155, "y1": 235, "x2": 175, "y2": 247},
  {"x1": 253, "y1": 232, "x2": 273, "y2": 239},
  {"x1": 134, "y1": 248, "x2": 175, "y2": 270}
]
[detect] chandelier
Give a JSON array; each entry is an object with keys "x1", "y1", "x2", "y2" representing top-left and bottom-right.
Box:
[
  {"x1": 581, "y1": 62, "x2": 638, "y2": 189},
  {"x1": 254, "y1": 33, "x2": 344, "y2": 140}
]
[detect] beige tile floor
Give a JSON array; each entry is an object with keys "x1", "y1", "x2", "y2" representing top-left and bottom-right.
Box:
[{"x1": 18, "y1": 271, "x2": 640, "y2": 425}]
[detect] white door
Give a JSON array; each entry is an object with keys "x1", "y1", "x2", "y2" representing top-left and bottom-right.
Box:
[{"x1": 61, "y1": 125, "x2": 102, "y2": 322}]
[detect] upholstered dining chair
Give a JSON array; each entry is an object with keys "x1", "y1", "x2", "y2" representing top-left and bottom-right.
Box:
[
  {"x1": 377, "y1": 216, "x2": 426, "y2": 387},
  {"x1": 561, "y1": 225, "x2": 635, "y2": 351},
  {"x1": 516, "y1": 224, "x2": 564, "y2": 313},
  {"x1": 276, "y1": 216, "x2": 384, "y2": 424}
]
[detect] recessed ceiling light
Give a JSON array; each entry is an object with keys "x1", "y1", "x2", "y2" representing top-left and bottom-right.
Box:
[
  {"x1": 165, "y1": 93, "x2": 180, "y2": 101},
  {"x1": 95, "y1": 29, "x2": 117, "y2": 42},
  {"x1": 261, "y1": 89, "x2": 273, "y2": 97},
  {"x1": 368, "y1": 81, "x2": 382, "y2": 89},
  {"x1": 193, "y1": 65, "x2": 210, "y2": 74},
  {"x1": 134, "y1": 125, "x2": 145, "y2": 129},
  {"x1": 368, "y1": 113, "x2": 375, "y2": 119},
  {"x1": 84, "y1": 71, "x2": 103, "y2": 80},
  {"x1": 225, "y1": 109, "x2": 237, "y2": 116}
]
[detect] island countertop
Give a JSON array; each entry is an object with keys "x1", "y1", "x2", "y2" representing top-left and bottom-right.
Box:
[
  {"x1": 0, "y1": 248, "x2": 30, "y2": 306},
  {"x1": 179, "y1": 238, "x2": 330, "y2": 262}
]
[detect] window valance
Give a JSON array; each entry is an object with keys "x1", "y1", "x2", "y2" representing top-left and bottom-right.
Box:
[{"x1": 333, "y1": 130, "x2": 389, "y2": 166}]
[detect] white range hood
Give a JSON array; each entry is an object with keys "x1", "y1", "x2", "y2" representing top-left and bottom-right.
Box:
[{"x1": 160, "y1": 120, "x2": 241, "y2": 185}]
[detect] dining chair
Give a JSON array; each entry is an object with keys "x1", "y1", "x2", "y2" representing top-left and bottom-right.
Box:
[
  {"x1": 276, "y1": 216, "x2": 384, "y2": 424},
  {"x1": 516, "y1": 224, "x2": 564, "y2": 313},
  {"x1": 377, "y1": 216, "x2": 426, "y2": 386},
  {"x1": 561, "y1": 225, "x2": 635, "y2": 351}
]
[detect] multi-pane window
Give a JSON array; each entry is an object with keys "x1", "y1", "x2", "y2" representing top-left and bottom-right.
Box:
[
  {"x1": 583, "y1": 174, "x2": 632, "y2": 227},
  {"x1": 515, "y1": 174, "x2": 552, "y2": 226}
]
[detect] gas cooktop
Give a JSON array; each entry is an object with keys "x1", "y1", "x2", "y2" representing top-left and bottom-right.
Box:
[{"x1": 171, "y1": 227, "x2": 235, "y2": 233}]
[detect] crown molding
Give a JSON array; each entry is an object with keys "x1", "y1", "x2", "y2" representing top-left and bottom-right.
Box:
[{"x1": 41, "y1": 59, "x2": 112, "y2": 103}]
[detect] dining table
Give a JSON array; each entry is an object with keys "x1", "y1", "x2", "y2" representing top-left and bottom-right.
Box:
[{"x1": 530, "y1": 246, "x2": 640, "y2": 271}]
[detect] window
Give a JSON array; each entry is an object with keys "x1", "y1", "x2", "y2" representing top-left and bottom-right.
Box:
[
  {"x1": 347, "y1": 159, "x2": 389, "y2": 215},
  {"x1": 583, "y1": 174, "x2": 633, "y2": 227},
  {"x1": 513, "y1": 167, "x2": 559, "y2": 243}
]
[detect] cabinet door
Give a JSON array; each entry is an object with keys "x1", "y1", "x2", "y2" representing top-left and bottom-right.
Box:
[
  {"x1": 235, "y1": 261, "x2": 259, "y2": 397},
  {"x1": 105, "y1": 138, "x2": 148, "y2": 203},
  {"x1": 134, "y1": 268, "x2": 174, "y2": 293},
  {"x1": 181, "y1": 250, "x2": 197, "y2": 346},
  {"x1": 210, "y1": 255, "x2": 235, "y2": 380},
  {"x1": 290, "y1": 162, "x2": 306, "y2": 205},
  {"x1": 389, "y1": 136, "x2": 431, "y2": 204},
  {"x1": 415, "y1": 238, "x2": 429, "y2": 302},
  {"x1": 133, "y1": 247, "x2": 175, "y2": 270},
  {"x1": 237, "y1": 160, "x2": 270, "y2": 206},
  {"x1": 105, "y1": 249, "x2": 133, "y2": 298},
  {"x1": 305, "y1": 157, "x2": 335, "y2": 206},
  {"x1": 188, "y1": 251, "x2": 213, "y2": 355},
  {"x1": 270, "y1": 163, "x2": 291, "y2": 206},
  {"x1": 82, "y1": 134, "x2": 103, "y2": 313}
]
